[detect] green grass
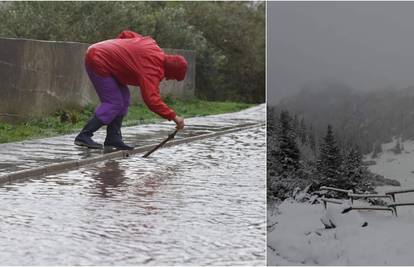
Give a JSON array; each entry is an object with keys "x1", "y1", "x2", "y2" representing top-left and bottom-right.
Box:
[{"x1": 0, "y1": 97, "x2": 254, "y2": 144}]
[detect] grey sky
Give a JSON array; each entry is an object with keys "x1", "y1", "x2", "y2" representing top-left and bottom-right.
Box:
[{"x1": 268, "y1": 2, "x2": 414, "y2": 104}]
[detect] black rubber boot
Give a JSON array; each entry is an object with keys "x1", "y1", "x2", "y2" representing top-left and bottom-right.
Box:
[
  {"x1": 74, "y1": 116, "x2": 104, "y2": 149},
  {"x1": 104, "y1": 116, "x2": 134, "y2": 150}
]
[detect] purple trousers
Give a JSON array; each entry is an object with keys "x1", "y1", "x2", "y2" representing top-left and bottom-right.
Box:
[{"x1": 85, "y1": 64, "x2": 130, "y2": 125}]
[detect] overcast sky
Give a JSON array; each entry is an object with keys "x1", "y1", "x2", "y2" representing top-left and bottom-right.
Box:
[{"x1": 268, "y1": 2, "x2": 414, "y2": 104}]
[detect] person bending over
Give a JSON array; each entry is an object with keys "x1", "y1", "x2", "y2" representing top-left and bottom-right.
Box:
[{"x1": 75, "y1": 30, "x2": 187, "y2": 150}]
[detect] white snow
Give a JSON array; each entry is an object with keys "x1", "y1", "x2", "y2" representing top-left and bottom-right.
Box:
[
  {"x1": 268, "y1": 138, "x2": 414, "y2": 265},
  {"x1": 268, "y1": 200, "x2": 414, "y2": 265},
  {"x1": 366, "y1": 138, "x2": 414, "y2": 216},
  {"x1": 320, "y1": 201, "x2": 366, "y2": 229}
]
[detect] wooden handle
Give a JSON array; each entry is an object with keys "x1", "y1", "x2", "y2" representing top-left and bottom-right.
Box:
[{"x1": 142, "y1": 130, "x2": 178, "y2": 158}]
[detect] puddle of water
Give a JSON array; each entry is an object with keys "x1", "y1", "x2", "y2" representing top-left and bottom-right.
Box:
[
  {"x1": 0, "y1": 126, "x2": 265, "y2": 265},
  {"x1": 0, "y1": 105, "x2": 265, "y2": 175}
]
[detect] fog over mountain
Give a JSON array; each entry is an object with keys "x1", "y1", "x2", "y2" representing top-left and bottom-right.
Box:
[
  {"x1": 267, "y1": 4, "x2": 414, "y2": 262},
  {"x1": 268, "y1": 2, "x2": 414, "y2": 104}
]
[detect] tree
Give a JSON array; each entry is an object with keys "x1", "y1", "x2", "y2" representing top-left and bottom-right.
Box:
[
  {"x1": 267, "y1": 106, "x2": 278, "y2": 176},
  {"x1": 182, "y1": 2, "x2": 265, "y2": 103},
  {"x1": 292, "y1": 114, "x2": 299, "y2": 134},
  {"x1": 0, "y1": 2, "x2": 265, "y2": 104},
  {"x1": 299, "y1": 117, "x2": 307, "y2": 145},
  {"x1": 317, "y1": 125, "x2": 344, "y2": 187},
  {"x1": 309, "y1": 126, "x2": 317, "y2": 155},
  {"x1": 343, "y1": 146, "x2": 365, "y2": 188},
  {"x1": 274, "y1": 110, "x2": 300, "y2": 175}
]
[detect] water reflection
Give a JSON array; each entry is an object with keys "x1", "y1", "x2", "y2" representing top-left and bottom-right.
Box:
[
  {"x1": 75, "y1": 146, "x2": 101, "y2": 159},
  {"x1": 92, "y1": 160, "x2": 126, "y2": 197}
]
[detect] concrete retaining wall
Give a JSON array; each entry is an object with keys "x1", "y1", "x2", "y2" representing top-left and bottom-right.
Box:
[{"x1": 0, "y1": 37, "x2": 195, "y2": 121}]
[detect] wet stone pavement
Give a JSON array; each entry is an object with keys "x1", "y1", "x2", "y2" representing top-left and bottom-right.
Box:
[
  {"x1": 0, "y1": 126, "x2": 265, "y2": 265},
  {"x1": 0, "y1": 105, "x2": 264, "y2": 175}
]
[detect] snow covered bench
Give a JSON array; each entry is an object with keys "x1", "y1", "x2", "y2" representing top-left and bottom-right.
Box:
[{"x1": 385, "y1": 188, "x2": 414, "y2": 202}]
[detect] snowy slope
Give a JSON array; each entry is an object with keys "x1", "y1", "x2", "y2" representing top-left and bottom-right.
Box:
[
  {"x1": 268, "y1": 138, "x2": 414, "y2": 265},
  {"x1": 366, "y1": 137, "x2": 414, "y2": 188},
  {"x1": 366, "y1": 138, "x2": 414, "y2": 217}
]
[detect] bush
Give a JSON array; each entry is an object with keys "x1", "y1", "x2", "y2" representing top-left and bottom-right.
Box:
[{"x1": 0, "y1": 2, "x2": 265, "y2": 103}]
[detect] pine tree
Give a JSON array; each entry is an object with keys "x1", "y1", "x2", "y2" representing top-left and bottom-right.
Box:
[
  {"x1": 309, "y1": 125, "x2": 317, "y2": 155},
  {"x1": 292, "y1": 114, "x2": 299, "y2": 135},
  {"x1": 267, "y1": 106, "x2": 278, "y2": 176},
  {"x1": 343, "y1": 146, "x2": 365, "y2": 188},
  {"x1": 267, "y1": 106, "x2": 280, "y2": 199},
  {"x1": 317, "y1": 125, "x2": 343, "y2": 187},
  {"x1": 273, "y1": 110, "x2": 300, "y2": 175},
  {"x1": 300, "y1": 117, "x2": 307, "y2": 145}
]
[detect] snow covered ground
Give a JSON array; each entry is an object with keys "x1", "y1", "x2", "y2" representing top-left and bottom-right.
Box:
[
  {"x1": 367, "y1": 138, "x2": 414, "y2": 210},
  {"x1": 268, "y1": 138, "x2": 414, "y2": 265}
]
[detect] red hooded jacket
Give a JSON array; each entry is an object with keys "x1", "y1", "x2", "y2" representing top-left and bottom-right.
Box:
[{"x1": 85, "y1": 30, "x2": 187, "y2": 120}]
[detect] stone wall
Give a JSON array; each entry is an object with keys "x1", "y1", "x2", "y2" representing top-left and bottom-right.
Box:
[{"x1": 0, "y1": 37, "x2": 195, "y2": 121}]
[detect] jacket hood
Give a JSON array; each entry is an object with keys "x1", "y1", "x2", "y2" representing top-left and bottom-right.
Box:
[{"x1": 164, "y1": 54, "x2": 188, "y2": 81}]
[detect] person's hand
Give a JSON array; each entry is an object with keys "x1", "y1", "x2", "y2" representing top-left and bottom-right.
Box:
[{"x1": 173, "y1": 116, "x2": 185, "y2": 131}]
